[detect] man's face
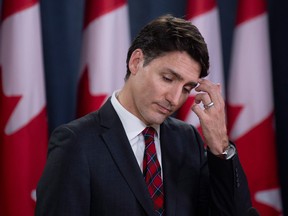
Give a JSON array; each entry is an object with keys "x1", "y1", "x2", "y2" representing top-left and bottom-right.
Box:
[{"x1": 122, "y1": 49, "x2": 201, "y2": 125}]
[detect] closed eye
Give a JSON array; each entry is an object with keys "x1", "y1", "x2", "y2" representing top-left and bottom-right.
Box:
[
  {"x1": 183, "y1": 83, "x2": 197, "y2": 94},
  {"x1": 183, "y1": 87, "x2": 192, "y2": 94},
  {"x1": 163, "y1": 76, "x2": 173, "y2": 82}
]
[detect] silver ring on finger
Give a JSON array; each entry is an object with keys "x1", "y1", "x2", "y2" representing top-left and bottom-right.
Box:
[{"x1": 204, "y1": 101, "x2": 214, "y2": 109}]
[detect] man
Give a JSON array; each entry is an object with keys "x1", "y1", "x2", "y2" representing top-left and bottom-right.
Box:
[{"x1": 36, "y1": 15, "x2": 252, "y2": 215}]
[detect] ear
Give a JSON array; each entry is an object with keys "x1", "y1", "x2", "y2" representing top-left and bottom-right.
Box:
[{"x1": 128, "y1": 49, "x2": 144, "y2": 75}]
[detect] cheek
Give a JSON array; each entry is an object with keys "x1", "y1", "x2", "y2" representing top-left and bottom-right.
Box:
[
  {"x1": 142, "y1": 71, "x2": 169, "y2": 98},
  {"x1": 146, "y1": 76, "x2": 163, "y2": 93}
]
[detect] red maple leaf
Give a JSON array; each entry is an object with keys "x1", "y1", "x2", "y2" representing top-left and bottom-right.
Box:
[
  {"x1": 0, "y1": 68, "x2": 48, "y2": 215},
  {"x1": 177, "y1": 95, "x2": 195, "y2": 121},
  {"x1": 226, "y1": 103, "x2": 243, "y2": 136},
  {"x1": 0, "y1": 67, "x2": 21, "y2": 138},
  {"x1": 227, "y1": 103, "x2": 281, "y2": 216},
  {"x1": 77, "y1": 66, "x2": 107, "y2": 117}
]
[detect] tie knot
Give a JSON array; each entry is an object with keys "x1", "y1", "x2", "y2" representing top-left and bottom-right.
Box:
[{"x1": 142, "y1": 127, "x2": 156, "y2": 138}]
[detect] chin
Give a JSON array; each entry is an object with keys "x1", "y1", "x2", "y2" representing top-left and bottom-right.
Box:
[
  {"x1": 150, "y1": 115, "x2": 167, "y2": 125},
  {"x1": 143, "y1": 117, "x2": 162, "y2": 125},
  {"x1": 142, "y1": 110, "x2": 168, "y2": 125}
]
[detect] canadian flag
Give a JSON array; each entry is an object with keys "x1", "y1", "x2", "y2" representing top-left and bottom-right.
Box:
[
  {"x1": 227, "y1": 0, "x2": 282, "y2": 215},
  {"x1": 0, "y1": 0, "x2": 48, "y2": 215},
  {"x1": 178, "y1": 0, "x2": 224, "y2": 128},
  {"x1": 77, "y1": 0, "x2": 130, "y2": 117}
]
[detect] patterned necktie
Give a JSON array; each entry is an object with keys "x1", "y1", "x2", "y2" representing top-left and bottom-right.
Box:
[{"x1": 142, "y1": 127, "x2": 165, "y2": 215}]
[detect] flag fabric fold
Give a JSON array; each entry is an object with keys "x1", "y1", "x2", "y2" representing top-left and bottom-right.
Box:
[
  {"x1": 77, "y1": 0, "x2": 130, "y2": 117},
  {"x1": 227, "y1": 0, "x2": 282, "y2": 215},
  {"x1": 0, "y1": 0, "x2": 48, "y2": 215}
]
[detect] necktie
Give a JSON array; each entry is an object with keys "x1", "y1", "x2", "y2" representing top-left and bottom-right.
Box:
[{"x1": 142, "y1": 127, "x2": 165, "y2": 215}]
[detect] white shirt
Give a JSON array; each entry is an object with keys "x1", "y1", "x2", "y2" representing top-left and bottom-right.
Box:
[{"x1": 111, "y1": 90, "x2": 163, "y2": 176}]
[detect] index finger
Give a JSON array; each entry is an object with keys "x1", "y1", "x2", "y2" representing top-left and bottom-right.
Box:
[{"x1": 195, "y1": 79, "x2": 223, "y2": 107}]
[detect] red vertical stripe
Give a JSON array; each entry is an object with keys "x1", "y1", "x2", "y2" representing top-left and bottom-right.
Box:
[
  {"x1": 0, "y1": 0, "x2": 47, "y2": 214},
  {"x1": 84, "y1": 0, "x2": 126, "y2": 28},
  {"x1": 236, "y1": 0, "x2": 267, "y2": 25},
  {"x1": 228, "y1": 0, "x2": 282, "y2": 213},
  {"x1": 1, "y1": 0, "x2": 37, "y2": 21},
  {"x1": 186, "y1": 0, "x2": 215, "y2": 19}
]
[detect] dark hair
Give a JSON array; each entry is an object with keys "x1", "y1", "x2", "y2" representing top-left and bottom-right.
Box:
[{"x1": 125, "y1": 14, "x2": 209, "y2": 81}]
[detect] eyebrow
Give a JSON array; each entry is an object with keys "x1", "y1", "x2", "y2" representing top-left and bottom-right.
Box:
[{"x1": 165, "y1": 68, "x2": 198, "y2": 88}]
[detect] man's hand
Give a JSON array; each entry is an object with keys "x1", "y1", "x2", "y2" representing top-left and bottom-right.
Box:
[{"x1": 191, "y1": 79, "x2": 229, "y2": 155}]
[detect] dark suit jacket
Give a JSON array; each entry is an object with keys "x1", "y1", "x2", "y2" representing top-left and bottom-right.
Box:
[{"x1": 35, "y1": 99, "x2": 252, "y2": 216}]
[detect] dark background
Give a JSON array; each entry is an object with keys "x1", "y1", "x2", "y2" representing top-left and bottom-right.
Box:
[{"x1": 38, "y1": 0, "x2": 288, "y2": 214}]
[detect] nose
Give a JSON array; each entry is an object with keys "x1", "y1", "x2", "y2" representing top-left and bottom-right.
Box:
[{"x1": 166, "y1": 85, "x2": 183, "y2": 107}]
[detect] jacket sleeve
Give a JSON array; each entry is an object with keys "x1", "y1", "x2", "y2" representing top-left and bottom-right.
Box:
[
  {"x1": 192, "y1": 127, "x2": 252, "y2": 216},
  {"x1": 35, "y1": 125, "x2": 90, "y2": 216},
  {"x1": 207, "y1": 149, "x2": 252, "y2": 216}
]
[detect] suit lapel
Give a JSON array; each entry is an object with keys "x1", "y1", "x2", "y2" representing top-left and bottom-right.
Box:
[
  {"x1": 160, "y1": 121, "x2": 182, "y2": 216},
  {"x1": 99, "y1": 100, "x2": 155, "y2": 216}
]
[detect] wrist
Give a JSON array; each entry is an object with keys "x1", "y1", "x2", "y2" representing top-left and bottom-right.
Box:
[{"x1": 215, "y1": 144, "x2": 236, "y2": 160}]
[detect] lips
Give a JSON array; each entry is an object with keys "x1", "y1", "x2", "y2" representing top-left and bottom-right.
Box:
[{"x1": 157, "y1": 103, "x2": 172, "y2": 114}]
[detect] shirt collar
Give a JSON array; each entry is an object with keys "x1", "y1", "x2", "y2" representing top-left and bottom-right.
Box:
[{"x1": 111, "y1": 90, "x2": 160, "y2": 140}]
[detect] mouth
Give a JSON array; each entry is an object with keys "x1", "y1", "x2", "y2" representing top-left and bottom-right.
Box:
[{"x1": 156, "y1": 103, "x2": 173, "y2": 115}]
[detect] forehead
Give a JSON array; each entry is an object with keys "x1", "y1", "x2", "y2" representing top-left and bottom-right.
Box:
[{"x1": 149, "y1": 51, "x2": 201, "y2": 80}]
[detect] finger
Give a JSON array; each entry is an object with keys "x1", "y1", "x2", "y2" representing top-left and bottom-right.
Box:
[
  {"x1": 195, "y1": 79, "x2": 223, "y2": 107},
  {"x1": 195, "y1": 79, "x2": 213, "y2": 90},
  {"x1": 191, "y1": 103, "x2": 205, "y2": 119},
  {"x1": 216, "y1": 83, "x2": 222, "y2": 94},
  {"x1": 195, "y1": 79, "x2": 219, "y2": 95},
  {"x1": 194, "y1": 92, "x2": 212, "y2": 107}
]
